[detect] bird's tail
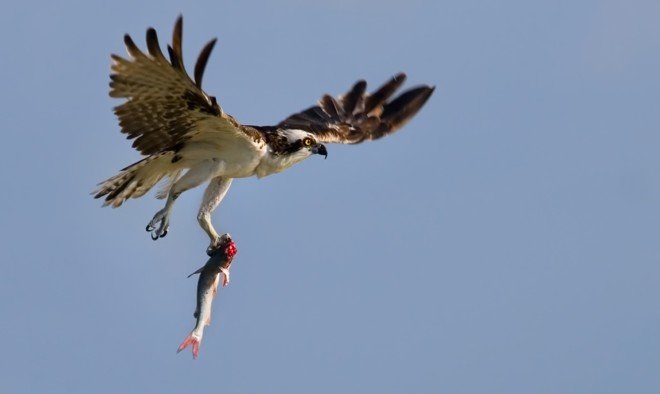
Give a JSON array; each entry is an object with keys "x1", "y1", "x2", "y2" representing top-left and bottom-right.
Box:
[
  {"x1": 93, "y1": 152, "x2": 177, "y2": 208},
  {"x1": 177, "y1": 332, "x2": 202, "y2": 359}
]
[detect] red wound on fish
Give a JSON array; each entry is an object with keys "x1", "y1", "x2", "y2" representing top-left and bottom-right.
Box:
[{"x1": 225, "y1": 241, "x2": 237, "y2": 258}]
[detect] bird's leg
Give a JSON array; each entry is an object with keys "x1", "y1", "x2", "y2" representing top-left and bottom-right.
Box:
[
  {"x1": 147, "y1": 162, "x2": 221, "y2": 241},
  {"x1": 198, "y1": 177, "x2": 233, "y2": 255},
  {"x1": 146, "y1": 190, "x2": 181, "y2": 239}
]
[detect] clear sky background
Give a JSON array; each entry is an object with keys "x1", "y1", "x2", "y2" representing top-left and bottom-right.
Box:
[{"x1": 1, "y1": 0, "x2": 659, "y2": 393}]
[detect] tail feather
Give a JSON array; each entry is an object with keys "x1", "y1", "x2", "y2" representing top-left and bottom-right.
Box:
[
  {"x1": 177, "y1": 333, "x2": 201, "y2": 359},
  {"x1": 93, "y1": 152, "x2": 177, "y2": 208}
]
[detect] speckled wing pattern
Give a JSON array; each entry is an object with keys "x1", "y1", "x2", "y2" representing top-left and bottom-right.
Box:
[
  {"x1": 110, "y1": 16, "x2": 259, "y2": 156},
  {"x1": 278, "y1": 73, "x2": 434, "y2": 144}
]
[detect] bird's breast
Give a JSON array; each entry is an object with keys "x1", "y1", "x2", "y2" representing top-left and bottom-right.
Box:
[{"x1": 254, "y1": 150, "x2": 310, "y2": 178}]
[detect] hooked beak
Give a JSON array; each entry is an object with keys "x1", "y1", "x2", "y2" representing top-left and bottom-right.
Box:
[{"x1": 312, "y1": 144, "x2": 328, "y2": 159}]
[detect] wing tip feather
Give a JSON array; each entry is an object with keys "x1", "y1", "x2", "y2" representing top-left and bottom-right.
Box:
[
  {"x1": 146, "y1": 27, "x2": 168, "y2": 62},
  {"x1": 278, "y1": 73, "x2": 434, "y2": 144},
  {"x1": 194, "y1": 38, "x2": 217, "y2": 88},
  {"x1": 123, "y1": 34, "x2": 143, "y2": 58}
]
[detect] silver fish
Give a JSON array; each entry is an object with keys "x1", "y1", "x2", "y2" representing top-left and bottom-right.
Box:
[{"x1": 177, "y1": 234, "x2": 238, "y2": 359}]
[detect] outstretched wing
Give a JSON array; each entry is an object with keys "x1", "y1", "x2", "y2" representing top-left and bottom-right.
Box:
[
  {"x1": 110, "y1": 16, "x2": 260, "y2": 156},
  {"x1": 278, "y1": 73, "x2": 434, "y2": 144}
]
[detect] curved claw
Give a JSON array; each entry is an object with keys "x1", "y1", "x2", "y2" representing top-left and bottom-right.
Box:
[
  {"x1": 149, "y1": 225, "x2": 169, "y2": 240},
  {"x1": 147, "y1": 208, "x2": 170, "y2": 241}
]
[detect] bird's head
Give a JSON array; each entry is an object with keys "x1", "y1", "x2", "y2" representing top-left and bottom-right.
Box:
[
  {"x1": 257, "y1": 128, "x2": 328, "y2": 177},
  {"x1": 278, "y1": 129, "x2": 328, "y2": 160}
]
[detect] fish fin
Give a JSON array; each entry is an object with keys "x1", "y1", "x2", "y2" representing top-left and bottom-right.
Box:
[
  {"x1": 177, "y1": 333, "x2": 201, "y2": 359},
  {"x1": 212, "y1": 274, "x2": 220, "y2": 297},
  {"x1": 205, "y1": 314, "x2": 212, "y2": 327},
  {"x1": 221, "y1": 267, "x2": 230, "y2": 287},
  {"x1": 187, "y1": 266, "x2": 204, "y2": 278}
]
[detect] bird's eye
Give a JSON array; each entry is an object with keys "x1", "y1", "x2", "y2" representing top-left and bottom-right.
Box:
[{"x1": 303, "y1": 138, "x2": 313, "y2": 147}]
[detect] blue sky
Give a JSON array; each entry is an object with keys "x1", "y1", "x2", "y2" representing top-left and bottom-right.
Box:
[{"x1": 1, "y1": 0, "x2": 659, "y2": 393}]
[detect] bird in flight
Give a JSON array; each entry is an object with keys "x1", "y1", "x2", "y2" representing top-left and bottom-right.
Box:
[{"x1": 94, "y1": 16, "x2": 434, "y2": 254}]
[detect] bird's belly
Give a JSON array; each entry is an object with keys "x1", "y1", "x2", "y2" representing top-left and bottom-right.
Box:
[
  {"x1": 179, "y1": 141, "x2": 264, "y2": 178},
  {"x1": 215, "y1": 158, "x2": 260, "y2": 178}
]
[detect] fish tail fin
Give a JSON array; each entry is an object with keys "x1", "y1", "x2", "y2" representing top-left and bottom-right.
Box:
[{"x1": 177, "y1": 333, "x2": 201, "y2": 359}]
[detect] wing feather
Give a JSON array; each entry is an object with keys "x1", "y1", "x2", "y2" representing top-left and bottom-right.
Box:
[
  {"x1": 363, "y1": 73, "x2": 407, "y2": 114},
  {"x1": 170, "y1": 16, "x2": 185, "y2": 72},
  {"x1": 278, "y1": 73, "x2": 434, "y2": 144},
  {"x1": 194, "y1": 38, "x2": 217, "y2": 89},
  {"x1": 145, "y1": 28, "x2": 168, "y2": 64},
  {"x1": 110, "y1": 16, "x2": 258, "y2": 156},
  {"x1": 340, "y1": 80, "x2": 367, "y2": 118}
]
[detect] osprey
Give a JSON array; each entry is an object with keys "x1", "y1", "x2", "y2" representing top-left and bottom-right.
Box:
[{"x1": 95, "y1": 17, "x2": 434, "y2": 253}]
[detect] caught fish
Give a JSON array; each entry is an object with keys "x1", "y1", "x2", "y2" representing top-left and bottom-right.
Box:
[{"x1": 177, "y1": 233, "x2": 238, "y2": 359}]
